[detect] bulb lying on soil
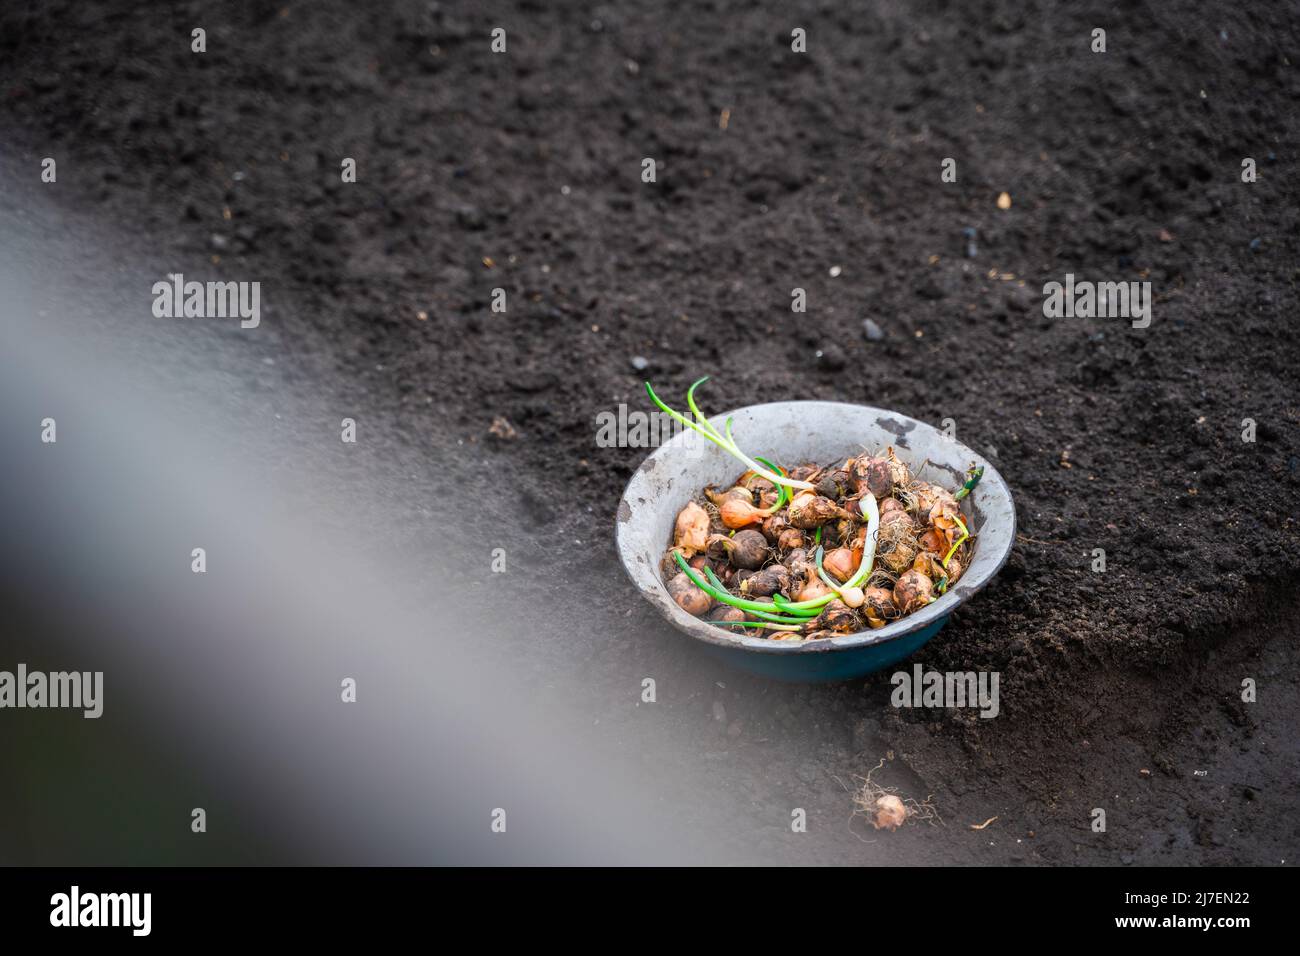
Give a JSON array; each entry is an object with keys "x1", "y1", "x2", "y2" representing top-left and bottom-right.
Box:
[{"x1": 872, "y1": 794, "x2": 909, "y2": 831}]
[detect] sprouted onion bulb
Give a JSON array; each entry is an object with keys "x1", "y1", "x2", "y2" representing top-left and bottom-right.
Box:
[
  {"x1": 838, "y1": 585, "x2": 865, "y2": 608},
  {"x1": 718, "y1": 496, "x2": 771, "y2": 529}
]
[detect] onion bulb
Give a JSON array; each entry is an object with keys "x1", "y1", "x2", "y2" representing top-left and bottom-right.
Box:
[
  {"x1": 893, "y1": 569, "x2": 934, "y2": 614},
  {"x1": 821, "y1": 546, "x2": 855, "y2": 582},
  {"x1": 667, "y1": 572, "x2": 711, "y2": 616},
  {"x1": 760, "y1": 513, "x2": 789, "y2": 543},
  {"x1": 787, "y1": 492, "x2": 848, "y2": 529},
  {"x1": 739, "y1": 564, "x2": 791, "y2": 598},
  {"x1": 918, "y1": 527, "x2": 946, "y2": 554},
  {"x1": 815, "y1": 469, "x2": 851, "y2": 499},
  {"x1": 872, "y1": 794, "x2": 908, "y2": 831},
  {"x1": 838, "y1": 585, "x2": 865, "y2": 608},
  {"x1": 930, "y1": 501, "x2": 966, "y2": 548},
  {"x1": 705, "y1": 484, "x2": 753, "y2": 507},
  {"x1": 852, "y1": 456, "x2": 895, "y2": 499},
  {"x1": 777, "y1": 527, "x2": 806, "y2": 552},
  {"x1": 862, "y1": 587, "x2": 898, "y2": 629},
  {"x1": 908, "y1": 482, "x2": 959, "y2": 524},
  {"x1": 796, "y1": 577, "x2": 833, "y2": 604},
  {"x1": 719, "y1": 496, "x2": 768, "y2": 529},
  {"x1": 884, "y1": 447, "x2": 912, "y2": 488},
  {"x1": 911, "y1": 551, "x2": 944, "y2": 580},
  {"x1": 673, "y1": 501, "x2": 710, "y2": 555},
  {"x1": 707, "y1": 605, "x2": 746, "y2": 629},
  {"x1": 722, "y1": 529, "x2": 770, "y2": 570},
  {"x1": 813, "y1": 599, "x2": 858, "y2": 633}
]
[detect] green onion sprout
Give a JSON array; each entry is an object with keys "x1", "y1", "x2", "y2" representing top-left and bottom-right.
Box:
[
  {"x1": 646, "y1": 379, "x2": 815, "y2": 492},
  {"x1": 942, "y1": 515, "x2": 969, "y2": 568},
  {"x1": 954, "y1": 464, "x2": 984, "y2": 501},
  {"x1": 673, "y1": 553, "x2": 807, "y2": 625}
]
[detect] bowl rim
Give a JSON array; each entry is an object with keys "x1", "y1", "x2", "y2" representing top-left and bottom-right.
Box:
[{"x1": 615, "y1": 400, "x2": 1016, "y2": 655}]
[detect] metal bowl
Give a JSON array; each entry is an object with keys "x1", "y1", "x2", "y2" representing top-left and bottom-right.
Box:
[{"x1": 616, "y1": 401, "x2": 1016, "y2": 681}]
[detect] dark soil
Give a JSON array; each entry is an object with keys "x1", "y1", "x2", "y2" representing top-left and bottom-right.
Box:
[{"x1": 2, "y1": 0, "x2": 1299, "y2": 864}]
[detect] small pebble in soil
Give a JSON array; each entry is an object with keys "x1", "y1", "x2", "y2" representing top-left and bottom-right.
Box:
[
  {"x1": 815, "y1": 345, "x2": 847, "y2": 370},
  {"x1": 1249, "y1": 237, "x2": 1262, "y2": 252},
  {"x1": 630, "y1": 355, "x2": 649, "y2": 372},
  {"x1": 828, "y1": 265, "x2": 842, "y2": 277},
  {"x1": 863, "y1": 318, "x2": 885, "y2": 341},
  {"x1": 962, "y1": 225, "x2": 978, "y2": 258}
]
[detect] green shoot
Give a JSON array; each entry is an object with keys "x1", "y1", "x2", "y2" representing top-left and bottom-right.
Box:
[
  {"x1": 744, "y1": 606, "x2": 815, "y2": 625},
  {"x1": 686, "y1": 377, "x2": 724, "y2": 440},
  {"x1": 843, "y1": 493, "x2": 881, "y2": 590},
  {"x1": 809, "y1": 494, "x2": 881, "y2": 601},
  {"x1": 771, "y1": 594, "x2": 823, "y2": 618},
  {"x1": 698, "y1": 566, "x2": 813, "y2": 625},
  {"x1": 753, "y1": 455, "x2": 790, "y2": 511},
  {"x1": 772, "y1": 592, "x2": 835, "y2": 613},
  {"x1": 645, "y1": 380, "x2": 814, "y2": 492},
  {"x1": 954, "y1": 464, "x2": 984, "y2": 501},
  {"x1": 942, "y1": 515, "x2": 969, "y2": 568}
]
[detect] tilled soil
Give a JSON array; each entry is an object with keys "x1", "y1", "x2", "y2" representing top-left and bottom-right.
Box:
[{"x1": 2, "y1": 0, "x2": 1298, "y2": 863}]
